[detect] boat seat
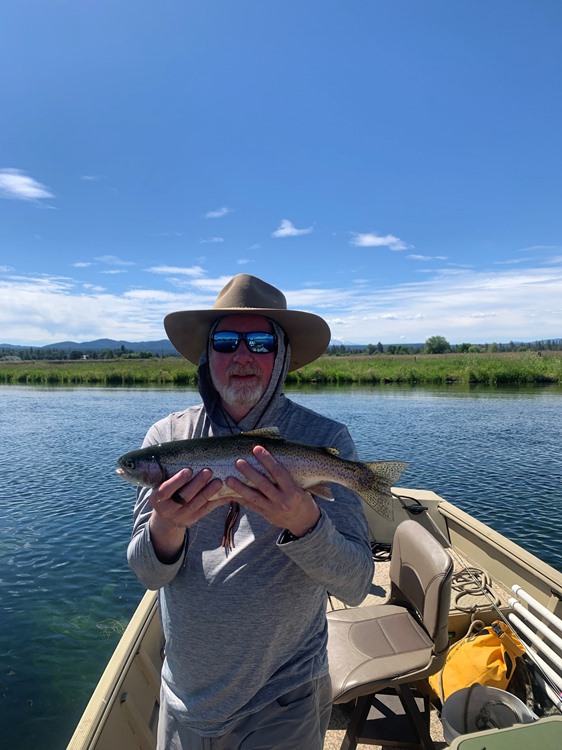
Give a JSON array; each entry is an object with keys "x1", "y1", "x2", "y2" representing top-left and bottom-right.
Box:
[{"x1": 327, "y1": 519, "x2": 453, "y2": 750}]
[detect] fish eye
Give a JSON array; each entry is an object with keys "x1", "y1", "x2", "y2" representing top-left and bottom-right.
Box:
[{"x1": 124, "y1": 458, "x2": 136, "y2": 470}]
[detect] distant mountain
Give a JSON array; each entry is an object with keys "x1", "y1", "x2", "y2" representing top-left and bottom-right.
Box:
[
  {"x1": 2, "y1": 337, "x2": 368, "y2": 354},
  {"x1": 0, "y1": 339, "x2": 178, "y2": 355},
  {"x1": 2, "y1": 336, "x2": 561, "y2": 357}
]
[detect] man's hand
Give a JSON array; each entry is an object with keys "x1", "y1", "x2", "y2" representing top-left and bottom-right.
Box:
[
  {"x1": 225, "y1": 445, "x2": 321, "y2": 537},
  {"x1": 149, "y1": 468, "x2": 229, "y2": 561}
]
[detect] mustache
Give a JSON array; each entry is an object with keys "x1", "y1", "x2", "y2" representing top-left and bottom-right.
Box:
[{"x1": 227, "y1": 364, "x2": 261, "y2": 378}]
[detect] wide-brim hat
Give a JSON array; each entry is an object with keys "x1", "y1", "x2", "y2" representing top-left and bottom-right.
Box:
[{"x1": 164, "y1": 274, "x2": 331, "y2": 371}]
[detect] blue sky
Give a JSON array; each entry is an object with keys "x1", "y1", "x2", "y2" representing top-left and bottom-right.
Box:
[{"x1": 1, "y1": 0, "x2": 561, "y2": 346}]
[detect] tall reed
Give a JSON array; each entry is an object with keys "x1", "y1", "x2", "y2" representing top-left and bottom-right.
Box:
[{"x1": 1, "y1": 352, "x2": 561, "y2": 387}]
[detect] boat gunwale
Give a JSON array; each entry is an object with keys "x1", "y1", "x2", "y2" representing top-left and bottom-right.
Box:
[{"x1": 66, "y1": 589, "x2": 159, "y2": 750}]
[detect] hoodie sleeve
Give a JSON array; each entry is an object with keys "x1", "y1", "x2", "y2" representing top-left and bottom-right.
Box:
[
  {"x1": 277, "y1": 494, "x2": 373, "y2": 606},
  {"x1": 126, "y1": 486, "x2": 188, "y2": 590},
  {"x1": 126, "y1": 417, "x2": 188, "y2": 590},
  {"x1": 276, "y1": 415, "x2": 375, "y2": 606}
]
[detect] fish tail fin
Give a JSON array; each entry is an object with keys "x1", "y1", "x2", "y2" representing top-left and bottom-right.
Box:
[{"x1": 362, "y1": 461, "x2": 409, "y2": 520}]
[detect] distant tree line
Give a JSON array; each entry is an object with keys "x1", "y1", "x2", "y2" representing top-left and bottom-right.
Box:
[
  {"x1": 3, "y1": 336, "x2": 561, "y2": 362},
  {"x1": 0, "y1": 345, "x2": 158, "y2": 361},
  {"x1": 327, "y1": 336, "x2": 562, "y2": 356}
]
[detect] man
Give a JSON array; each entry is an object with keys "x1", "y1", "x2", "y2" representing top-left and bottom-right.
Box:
[{"x1": 127, "y1": 274, "x2": 374, "y2": 750}]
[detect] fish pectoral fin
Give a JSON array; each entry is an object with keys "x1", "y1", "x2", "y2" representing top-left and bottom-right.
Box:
[
  {"x1": 307, "y1": 483, "x2": 335, "y2": 501},
  {"x1": 241, "y1": 427, "x2": 283, "y2": 439}
]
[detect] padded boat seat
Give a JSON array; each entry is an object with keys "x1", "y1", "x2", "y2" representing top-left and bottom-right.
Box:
[
  {"x1": 327, "y1": 519, "x2": 453, "y2": 749},
  {"x1": 329, "y1": 605, "x2": 435, "y2": 703}
]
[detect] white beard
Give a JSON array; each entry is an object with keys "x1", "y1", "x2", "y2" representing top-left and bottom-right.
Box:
[{"x1": 213, "y1": 365, "x2": 266, "y2": 413}]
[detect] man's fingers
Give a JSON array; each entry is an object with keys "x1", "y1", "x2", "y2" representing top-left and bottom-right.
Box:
[
  {"x1": 168, "y1": 469, "x2": 213, "y2": 502},
  {"x1": 246, "y1": 445, "x2": 296, "y2": 492},
  {"x1": 226, "y1": 474, "x2": 264, "y2": 504},
  {"x1": 231, "y1": 459, "x2": 278, "y2": 499}
]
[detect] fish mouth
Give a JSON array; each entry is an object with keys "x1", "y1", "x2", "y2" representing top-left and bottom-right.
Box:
[{"x1": 115, "y1": 467, "x2": 144, "y2": 486}]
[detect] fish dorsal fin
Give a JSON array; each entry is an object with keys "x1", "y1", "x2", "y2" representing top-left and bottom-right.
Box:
[
  {"x1": 241, "y1": 427, "x2": 282, "y2": 439},
  {"x1": 322, "y1": 446, "x2": 340, "y2": 456}
]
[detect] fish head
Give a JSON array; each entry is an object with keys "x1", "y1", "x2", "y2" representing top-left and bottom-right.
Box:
[{"x1": 116, "y1": 449, "x2": 165, "y2": 487}]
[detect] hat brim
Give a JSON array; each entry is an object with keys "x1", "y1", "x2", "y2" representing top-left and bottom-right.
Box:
[{"x1": 164, "y1": 308, "x2": 331, "y2": 371}]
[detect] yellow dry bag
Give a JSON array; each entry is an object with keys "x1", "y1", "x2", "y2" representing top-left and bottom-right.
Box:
[{"x1": 429, "y1": 619, "x2": 526, "y2": 703}]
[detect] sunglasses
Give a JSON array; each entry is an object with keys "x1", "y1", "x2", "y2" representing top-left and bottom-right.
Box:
[{"x1": 211, "y1": 330, "x2": 277, "y2": 354}]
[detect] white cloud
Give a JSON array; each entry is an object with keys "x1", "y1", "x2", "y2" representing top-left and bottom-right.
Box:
[
  {"x1": 199, "y1": 237, "x2": 224, "y2": 244},
  {"x1": 204, "y1": 206, "x2": 231, "y2": 219},
  {"x1": 519, "y1": 244, "x2": 562, "y2": 253},
  {"x1": 2, "y1": 264, "x2": 562, "y2": 346},
  {"x1": 188, "y1": 275, "x2": 237, "y2": 292},
  {"x1": 494, "y1": 257, "x2": 531, "y2": 265},
  {"x1": 0, "y1": 168, "x2": 53, "y2": 201},
  {"x1": 80, "y1": 175, "x2": 106, "y2": 182},
  {"x1": 350, "y1": 232, "x2": 410, "y2": 251},
  {"x1": 94, "y1": 255, "x2": 136, "y2": 267},
  {"x1": 407, "y1": 254, "x2": 448, "y2": 261},
  {"x1": 0, "y1": 265, "x2": 15, "y2": 273},
  {"x1": 271, "y1": 219, "x2": 313, "y2": 238},
  {"x1": 147, "y1": 265, "x2": 206, "y2": 277}
]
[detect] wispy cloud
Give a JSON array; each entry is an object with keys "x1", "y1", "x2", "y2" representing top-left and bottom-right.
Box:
[
  {"x1": 519, "y1": 244, "x2": 562, "y2": 253},
  {"x1": 0, "y1": 265, "x2": 15, "y2": 273},
  {"x1": 94, "y1": 255, "x2": 136, "y2": 267},
  {"x1": 203, "y1": 206, "x2": 231, "y2": 219},
  {"x1": 199, "y1": 237, "x2": 224, "y2": 244},
  {"x1": 407, "y1": 254, "x2": 448, "y2": 261},
  {"x1": 350, "y1": 232, "x2": 410, "y2": 251},
  {"x1": 271, "y1": 219, "x2": 313, "y2": 238},
  {"x1": 0, "y1": 168, "x2": 53, "y2": 202},
  {"x1": 494, "y1": 257, "x2": 531, "y2": 266},
  {"x1": 147, "y1": 265, "x2": 206, "y2": 277},
  {"x1": 80, "y1": 174, "x2": 106, "y2": 182}
]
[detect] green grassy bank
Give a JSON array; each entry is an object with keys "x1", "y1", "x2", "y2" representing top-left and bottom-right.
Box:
[{"x1": 1, "y1": 351, "x2": 562, "y2": 387}]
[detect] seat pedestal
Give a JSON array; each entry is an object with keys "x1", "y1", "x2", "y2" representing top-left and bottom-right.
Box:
[{"x1": 339, "y1": 685, "x2": 434, "y2": 750}]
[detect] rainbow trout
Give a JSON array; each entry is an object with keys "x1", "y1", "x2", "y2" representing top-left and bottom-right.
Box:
[{"x1": 116, "y1": 428, "x2": 407, "y2": 519}]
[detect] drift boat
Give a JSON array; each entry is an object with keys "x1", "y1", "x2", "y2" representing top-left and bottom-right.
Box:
[{"x1": 66, "y1": 488, "x2": 562, "y2": 749}]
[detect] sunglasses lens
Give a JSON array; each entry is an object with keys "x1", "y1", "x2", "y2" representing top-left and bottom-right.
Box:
[
  {"x1": 212, "y1": 332, "x2": 240, "y2": 352},
  {"x1": 246, "y1": 333, "x2": 276, "y2": 353},
  {"x1": 211, "y1": 331, "x2": 277, "y2": 354}
]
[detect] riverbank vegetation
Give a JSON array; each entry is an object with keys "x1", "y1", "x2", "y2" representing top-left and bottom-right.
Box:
[
  {"x1": 1, "y1": 351, "x2": 561, "y2": 387},
  {"x1": 2, "y1": 335, "x2": 562, "y2": 362}
]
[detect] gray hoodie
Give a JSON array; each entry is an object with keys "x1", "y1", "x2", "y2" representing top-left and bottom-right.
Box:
[{"x1": 127, "y1": 329, "x2": 373, "y2": 735}]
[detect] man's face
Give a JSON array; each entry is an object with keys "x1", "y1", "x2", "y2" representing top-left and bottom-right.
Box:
[{"x1": 209, "y1": 314, "x2": 276, "y2": 421}]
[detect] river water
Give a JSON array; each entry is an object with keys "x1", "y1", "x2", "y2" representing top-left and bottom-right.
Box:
[{"x1": 1, "y1": 384, "x2": 561, "y2": 749}]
